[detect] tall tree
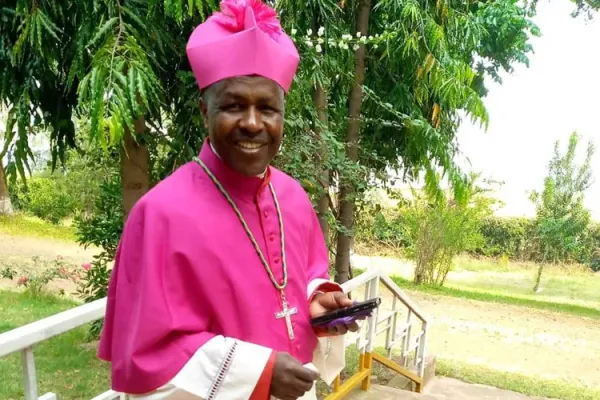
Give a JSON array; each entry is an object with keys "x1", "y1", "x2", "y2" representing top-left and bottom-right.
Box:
[
  {"x1": 530, "y1": 132, "x2": 595, "y2": 292},
  {"x1": 334, "y1": 0, "x2": 372, "y2": 283},
  {"x1": 276, "y1": 0, "x2": 354, "y2": 248},
  {"x1": 0, "y1": 1, "x2": 216, "y2": 219}
]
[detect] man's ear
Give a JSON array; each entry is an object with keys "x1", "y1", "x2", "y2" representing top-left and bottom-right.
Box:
[{"x1": 199, "y1": 98, "x2": 209, "y2": 130}]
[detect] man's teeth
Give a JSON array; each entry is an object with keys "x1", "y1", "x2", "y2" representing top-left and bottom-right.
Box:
[{"x1": 237, "y1": 142, "x2": 263, "y2": 149}]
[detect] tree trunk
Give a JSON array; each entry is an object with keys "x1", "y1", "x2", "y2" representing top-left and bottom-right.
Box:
[
  {"x1": 533, "y1": 263, "x2": 544, "y2": 293},
  {"x1": 120, "y1": 117, "x2": 149, "y2": 221},
  {"x1": 311, "y1": 14, "x2": 331, "y2": 242},
  {"x1": 313, "y1": 83, "x2": 330, "y2": 241},
  {"x1": 0, "y1": 161, "x2": 13, "y2": 216},
  {"x1": 334, "y1": 0, "x2": 372, "y2": 284}
]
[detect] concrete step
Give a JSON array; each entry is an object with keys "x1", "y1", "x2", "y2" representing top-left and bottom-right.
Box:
[
  {"x1": 346, "y1": 384, "x2": 440, "y2": 399},
  {"x1": 423, "y1": 377, "x2": 550, "y2": 400},
  {"x1": 346, "y1": 377, "x2": 549, "y2": 400}
]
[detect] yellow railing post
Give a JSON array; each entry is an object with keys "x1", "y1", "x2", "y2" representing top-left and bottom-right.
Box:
[
  {"x1": 333, "y1": 374, "x2": 341, "y2": 392},
  {"x1": 361, "y1": 352, "x2": 372, "y2": 390}
]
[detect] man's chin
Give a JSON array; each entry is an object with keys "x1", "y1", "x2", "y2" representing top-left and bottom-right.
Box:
[{"x1": 231, "y1": 162, "x2": 268, "y2": 178}]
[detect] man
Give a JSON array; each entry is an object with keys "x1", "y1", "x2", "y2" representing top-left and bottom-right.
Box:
[{"x1": 98, "y1": 1, "x2": 359, "y2": 399}]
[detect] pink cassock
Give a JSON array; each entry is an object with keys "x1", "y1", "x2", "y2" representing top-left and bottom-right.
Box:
[{"x1": 98, "y1": 141, "x2": 335, "y2": 395}]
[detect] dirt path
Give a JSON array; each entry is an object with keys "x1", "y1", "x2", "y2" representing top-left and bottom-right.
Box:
[
  {"x1": 0, "y1": 233, "x2": 99, "y2": 264},
  {"x1": 367, "y1": 287, "x2": 600, "y2": 389},
  {"x1": 0, "y1": 233, "x2": 99, "y2": 293}
]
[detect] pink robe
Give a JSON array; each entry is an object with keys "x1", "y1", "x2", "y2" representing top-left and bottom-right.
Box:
[{"x1": 98, "y1": 142, "x2": 340, "y2": 397}]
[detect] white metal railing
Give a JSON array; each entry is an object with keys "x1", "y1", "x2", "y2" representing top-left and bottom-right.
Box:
[
  {"x1": 338, "y1": 267, "x2": 429, "y2": 386},
  {"x1": 0, "y1": 267, "x2": 428, "y2": 399},
  {"x1": 0, "y1": 298, "x2": 119, "y2": 400}
]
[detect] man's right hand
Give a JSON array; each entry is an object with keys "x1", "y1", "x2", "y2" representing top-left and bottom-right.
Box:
[{"x1": 270, "y1": 352, "x2": 319, "y2": 400}]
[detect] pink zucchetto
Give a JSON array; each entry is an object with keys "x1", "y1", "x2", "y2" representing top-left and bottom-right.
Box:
[{"x1": 186, "y1": 0, "x2": 300, "y2": 93}]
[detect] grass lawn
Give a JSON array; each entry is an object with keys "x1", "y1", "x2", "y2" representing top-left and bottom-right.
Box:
[
  {"x1": 436, "y1": 358, "x2": 600, "y2": 400},
  {"x1": 450, "y1": 256, "x2": 600, "y2": 308},
  {"x1": 352, "y1": 265, "x2": 600, "y2": 320},
  {"x1": 0, "y1": 290, "x2": 109, "y2": 399},
  {"x1": 391, "y1": 275, "x2": 600, "y2": 320},
  {"x1": 0, "y1": 214, "x2": 77, "y2": 242}
]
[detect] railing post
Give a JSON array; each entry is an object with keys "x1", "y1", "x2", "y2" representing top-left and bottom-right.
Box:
[
  {"x1": 401, "y1": 310, "x2": 413, "y2": 367},
  {"x1": 387, "y1": 296, "x2": 398, "y2": 358},
  {"x1": 419, "y1": 321, "x2": 428, "y2": 378},
  {"x1": 21, "y1": 347, "x2": 38, "y2": 400},
  {"x1": 361, "y1": 275, "x2": 380, "y2": 391}
]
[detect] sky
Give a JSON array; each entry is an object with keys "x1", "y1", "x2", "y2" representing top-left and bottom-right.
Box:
[{"x1": 454, "y1": 0, "x2": 600, "y2": 220}]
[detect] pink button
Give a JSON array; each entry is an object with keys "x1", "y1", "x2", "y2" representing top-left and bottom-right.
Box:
[
  {"x1": 274, "y1": 257, "x2": 281, "y2": 264},
  {"x1": 264, "y1": 210, "x2": 269, "y2": 217},
  {"x1": 269, "y1": 234, "x2": 276, "y2": 242}
]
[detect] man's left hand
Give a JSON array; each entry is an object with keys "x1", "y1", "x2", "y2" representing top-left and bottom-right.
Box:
[{"x1": 309, "y1": 292, "x2": 360, "y2": 335}]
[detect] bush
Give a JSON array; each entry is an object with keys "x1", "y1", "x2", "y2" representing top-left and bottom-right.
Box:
[
  {"x1": 473, "y1": 217, "x2": 538, "y2": 259},
  {"x1": 355, "y1": 207, "x2": 600, "y2": 270},
  {"x1": 402, "y1": 183, "x2": 494, "y2": 286},
  {"x1": 0, "y1": 256, "x2": 77, "y2": 297},
  {"x1": 74, "y1": 174, "x2": 123, "y2": 337},
  {"x1": 12, "y1": 176, "x2": 76, "y2": 224},
  {"x1": 355, "y1": 204, "x2": 409, "y2": 250}
]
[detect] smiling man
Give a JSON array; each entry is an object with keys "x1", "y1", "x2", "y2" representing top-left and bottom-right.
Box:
[{"x1": 98, "y1": 1, "x2": 358, "y2": 399}]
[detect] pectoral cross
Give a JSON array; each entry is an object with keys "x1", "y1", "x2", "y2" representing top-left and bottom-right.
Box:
[{"x1": 275, "y1": 293, "x2": 298, "y2": 340}]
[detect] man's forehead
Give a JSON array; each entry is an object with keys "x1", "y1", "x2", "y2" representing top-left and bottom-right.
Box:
[{"x1": 211, "y1": 76, "x2": 284, "y2": 100}]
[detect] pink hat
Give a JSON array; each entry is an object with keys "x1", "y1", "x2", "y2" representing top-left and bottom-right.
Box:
[{"x1": 186, "y1": 0, "x2": 300, "y2": 93}]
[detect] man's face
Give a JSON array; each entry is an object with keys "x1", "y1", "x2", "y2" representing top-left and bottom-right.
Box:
[{"x1": 201, "y1": 76, "x2": 285, "y2": 177}]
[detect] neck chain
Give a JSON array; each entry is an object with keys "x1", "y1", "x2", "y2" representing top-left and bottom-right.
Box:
[{"x1": 193, "y1": 157, "x2": 288, "y2": 291}]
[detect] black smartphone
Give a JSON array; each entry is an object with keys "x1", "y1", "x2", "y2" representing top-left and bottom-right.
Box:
[{"x1": 310, "y1": 297, "x2": 381, "y2": 327}]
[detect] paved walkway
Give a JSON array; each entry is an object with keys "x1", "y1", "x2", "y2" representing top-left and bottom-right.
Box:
[
  {"x1": 424, "y1": 377, "x2": 549, "y2": 399},
  {"x1": 349, "y1": 377, "x2": 550, "y2": 400}
]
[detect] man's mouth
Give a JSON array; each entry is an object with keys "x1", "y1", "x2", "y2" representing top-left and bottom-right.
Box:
[{"x1": 235, "y1": 141, "x2": 266, "y2": 151}]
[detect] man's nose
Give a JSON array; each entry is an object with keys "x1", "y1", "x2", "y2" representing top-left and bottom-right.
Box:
[{"x1": 239, "y1": 106, "x2": 263, "y2": 134}]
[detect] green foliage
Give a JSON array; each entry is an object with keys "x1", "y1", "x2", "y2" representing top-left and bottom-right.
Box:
[
  {"x1": 360, "y1": 0, "x2": 540, "y2": 203},
  {"x1": 357, "y1": 209, "x2": 600, "y2": 270},
  {"x1": 11, "y1": 176, "x2": 75, "y2": 224},
  {"x1": 1, "y1": 0, "x2": 217, "y2": 181},
  {"x1": 355, "y1": 199, "x2": 410, "y2": 250},
  {"x1": 529, "y1": 132, "x2": 595, "y2": 290},
  {"x1": 474, "y1": 217, "x2": 538, "y2": 259},
  {"x1": 7, "y1": 136, "x2": 118, "y2": 224},
  {"x1": 530, "y1": 132, "x2": 595, "y2": 265},
  {"x1": 73, "y1": 172, "x2": 123, "y2": 337},
  {"x1": 2, "y1": 0, "x2": 545, "y2": 291},
  {"x1": 402, "y1": 176, "x2": 496, "y2": 285},
  {"x1": 569, "y1": 0, "x2": 600, "y2": 19}
]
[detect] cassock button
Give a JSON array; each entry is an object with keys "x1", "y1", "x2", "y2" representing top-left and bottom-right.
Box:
[
  {"x1": 264, "y1": 210, "x2": 269, "y2": 218},
  {"x1": 269, "y1": 234, "x2": 276, "y2": 242},
  {"x1": 274, "y1": 257, "x2": 281, "y2": 264}
]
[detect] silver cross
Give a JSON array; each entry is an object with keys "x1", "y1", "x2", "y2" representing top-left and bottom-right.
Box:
[{"x1": 275, "y1": 299, "x2": 298, "y2": 340}]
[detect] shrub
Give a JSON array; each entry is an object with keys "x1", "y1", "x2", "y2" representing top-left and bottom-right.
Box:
[
  {"x1": 74, "y1": 174, "x2": 123, "y2": 337},
  {"x1": 13, "y1": 176, "x2": 76, "y2": 224},
  {"x1": 403, "y1": 181, "x2": 494, "y2": 286},
  {"x1": 355, "y1": 204, "x2": 409, "y2": 250},
  {"x1": 1, "y1": 256, "x2": 76, "y2": 297},
  {"x1": 473, "y1": 217, "x2": 538, "y2": 259}
]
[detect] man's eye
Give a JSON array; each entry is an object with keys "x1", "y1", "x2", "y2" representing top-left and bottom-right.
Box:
[
  {"x1": 223, "y1": 104, "x2": 242, "y2": 111},
  {"x1": 261, "y1": 105, "x2": 279, "y2": 113}
]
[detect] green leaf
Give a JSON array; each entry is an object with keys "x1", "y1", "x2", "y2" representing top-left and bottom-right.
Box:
[{"x1": 88, "y1": 17, "x2": 118, "y2": 48}]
